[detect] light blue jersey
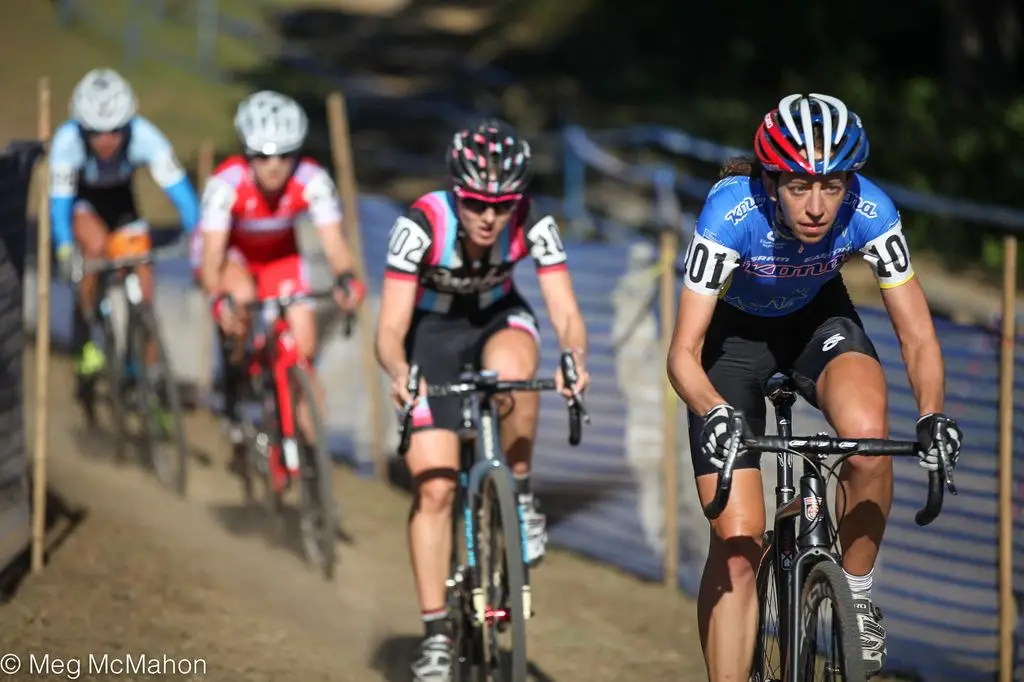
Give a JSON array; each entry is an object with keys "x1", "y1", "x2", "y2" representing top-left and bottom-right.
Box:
[
  {"x1": 48, "y1": 116, "x2": 199, "y2": 250},
  {"x1": 682, "y1": 173, "x2": 915, "y2": 316}
]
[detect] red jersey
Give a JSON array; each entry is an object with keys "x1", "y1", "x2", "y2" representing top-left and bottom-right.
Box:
[{"x1": 197, "y1": 155, "x2": 341, "y2": 263}]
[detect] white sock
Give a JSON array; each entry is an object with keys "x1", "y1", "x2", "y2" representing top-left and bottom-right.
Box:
[{"x1": 844, "y1": 568, "x2": 873, "y2": 597}]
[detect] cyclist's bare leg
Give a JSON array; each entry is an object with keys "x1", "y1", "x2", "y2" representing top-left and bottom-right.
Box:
[
  {"x1": 214, "y1": 261, "x2": 256, "y2": 457},
  {"x1": 479, "y1": 328, "x2": 541, "y2": 474},
  {"x1": 135, "y1": 261, "x2": 159, "y2": 365},
  {"x1": 695, "y1": 470, "x2": 765, "y2": 682},
  {"x1": 406, "y1": 430, "x2": 460, "y2": 613},
  {"x1": 284, "y1": 303, "x2": 323, "y2": 440},
  {"x1": 72, "y1": 209, "x2": 109, "y2": 323},
  {"x1": 215, "y1": 261, "x2": 256, "y2": 365},
  {"x1": 815, "y1": 352, "x2": 891, "y2": 576}
]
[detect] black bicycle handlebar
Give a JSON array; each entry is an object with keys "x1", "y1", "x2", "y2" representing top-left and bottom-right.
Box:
[
  {"x1": 396, "y1": 350, "x2": 589, "y2": 456},
  {"x1": 702, "y1": 410, "x2": 956, "y2": 527}
]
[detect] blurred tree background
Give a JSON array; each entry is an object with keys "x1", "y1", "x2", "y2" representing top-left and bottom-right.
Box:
[{"x1": 469, "y1": 0, "x2": 1024, "y2": 271}]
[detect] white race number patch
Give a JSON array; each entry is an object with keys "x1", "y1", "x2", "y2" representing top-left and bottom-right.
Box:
[
  {"x1": 198, "y1": 176, "x2": 237, "y2": 232},
  {"x1": 682, "y1": 233, "x2": 741, "y2": 294},
  {"x1": 861, "y1": 221, "x2": 914, "y2": 289},
  {"x1": 386, "y1": 217, "x2": 432, "y2": 273},
  {"x1": 527, "y1": 215, "x2": 568, "y2": 268}
]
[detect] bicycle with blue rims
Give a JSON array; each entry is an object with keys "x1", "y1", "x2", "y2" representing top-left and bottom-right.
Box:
[{"x1": 397, "y1": 350, "x2": 588, "y2": 682}]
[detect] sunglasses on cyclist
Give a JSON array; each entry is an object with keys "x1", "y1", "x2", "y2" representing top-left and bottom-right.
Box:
[
  {"x1": 247, "y1": 152, "x2": 297, "y2": 162},
  {"x1": 460, "y1": 197, "x2": 519, "y2": 216}
]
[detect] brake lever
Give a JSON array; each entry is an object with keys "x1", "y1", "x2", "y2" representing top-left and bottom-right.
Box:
[
  {"x1": 560, "y1": 350, "x2": 590, "y2": 424},
  {"x1": 937, "y1": 437, "x2": 958, "y2": 495}
]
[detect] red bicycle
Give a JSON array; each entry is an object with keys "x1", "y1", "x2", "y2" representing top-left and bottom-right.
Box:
[{"x1": 220, "y1": 289, "x2": 352, "y2": 581}]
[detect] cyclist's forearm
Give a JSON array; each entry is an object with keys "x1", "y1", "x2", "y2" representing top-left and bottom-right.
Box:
[
  {"x1": 164, "y1": 179, "x2": 199, "y2": 234},
  {"x1": 317, "y1": 222, "x2": 357, "y2": 276},
  {"x1": 200, "y1": 231, "x2": 228, "y2": 295},
  {"x1": 552, "y1": 313, "x2": 587, "y2": 358},
  {"x1": 50, "y1": 195, "x2": 74, "y2": 250},
  {"x1": 902, "y1": 337, "x2": 945, "y2": 415},
  {"x1": 667, "y1": 346, "x2": 725, "y2": 417},
  {"x1": 375, "y1": 331, "x2": 408, "y2": 380}
]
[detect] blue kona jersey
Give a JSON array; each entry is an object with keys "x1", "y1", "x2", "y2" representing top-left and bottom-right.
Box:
[{"x1": 683, "y1": 173, "x2": 915, "y2": 316}]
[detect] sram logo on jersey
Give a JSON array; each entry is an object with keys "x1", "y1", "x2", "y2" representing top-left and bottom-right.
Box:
[
  {"x1": 743, "y1": 251, "x2": 850, "y2": 278},
  {"x1": 724, "y1": 195, "x2": 766, "y2": 225},
  {"x1": 423, "y1": 264, "x2": 513, "y2": 295}
]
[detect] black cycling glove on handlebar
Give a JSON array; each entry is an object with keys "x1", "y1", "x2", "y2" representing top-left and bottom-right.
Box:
[
  {"x1": 916, "y1": 413, "x2": 963, "y2": 472},
  {"x1": 701, "y1": 404, "x2": 749, "y2": 470}
]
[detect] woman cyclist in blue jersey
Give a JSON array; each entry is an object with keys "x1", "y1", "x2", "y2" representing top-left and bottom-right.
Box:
[
  {"x1": 667, "y1": 93, "x2": 963, "y2": 680},
  {"x1": 374, "y1": 118, "x2": 589, "y2": 681}
]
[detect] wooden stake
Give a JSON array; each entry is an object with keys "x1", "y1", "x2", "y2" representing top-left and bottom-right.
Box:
[
  {"x1": 325, "y1": 91, "x2": 385, "y2": 482},
  {"x1": 31, "y1": 76, "x2": 52, "y2": 573},
  {"x1": 998, "y1": 234, "x2": 1017, "y2": 682},
  {"x1": 659, "y1": 229, "x2": 679, "y2": 588}
]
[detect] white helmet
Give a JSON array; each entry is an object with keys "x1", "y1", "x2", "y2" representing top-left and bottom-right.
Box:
[
  {"x1": 234, "y1": 91, "x2": 308, "y2": 155},
  {"x1": 70, "y1": 68, "x2": 137, "y2": 132}
]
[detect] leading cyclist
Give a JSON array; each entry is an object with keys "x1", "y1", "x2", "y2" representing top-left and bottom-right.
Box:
[
  {"x1": 193, "y1": 90, "x2": 365, "y2": 478},
  {"x1": 49, "y1": 68, "x2": 199, "y2": 398},
  {"x1": 667, "y1": 93, "x2": 963, "y2": 680},
  {"x1": 374, "y1": 118, "x2": 589, "y2": 681}
]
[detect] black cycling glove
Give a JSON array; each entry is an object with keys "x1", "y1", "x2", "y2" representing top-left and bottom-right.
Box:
[
  {"x1": 915, "y1": 413, "x2": 962, "y2": 473},
  {"x1": 701, "y1": 404, "x2": 748, "y2": 470}
]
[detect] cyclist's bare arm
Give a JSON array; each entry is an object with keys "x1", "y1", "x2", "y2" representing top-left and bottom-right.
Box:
[
  {"x1": 375, "y1": 276, "x2": 417, "y2": 381},
  {"x1": 862, "y1": 219, "x2": 945, "y2": 414},
  {"x1": 667, "y1": 288, "x2": 727, "y2": 417},
  {"x1": 880, "y1": 277, "x2": 945, "y2": 414},
  {"x1": 198, "y1": 176, "x2": 236, "y2": 295},
  {"x1": 200, "y1": 229, "x2": 230, "y2": 295},
  {"x1": 537, "y1": 270, "x2": 588, "y2": 357},
  {"x1": 316, "y1": 220, "x2": 357, "y2": 275},
  {"x1": 303, "y1": 167, "x2": 356, "y2": 276}
]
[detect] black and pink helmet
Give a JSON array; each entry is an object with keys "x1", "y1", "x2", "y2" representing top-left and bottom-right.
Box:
[{"x1": 447, "y1": 118, "x2": 533, "y2": 201}]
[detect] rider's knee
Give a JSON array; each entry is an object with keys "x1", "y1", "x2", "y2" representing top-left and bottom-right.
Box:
[
  {"x1": 708, "y1": 529, "x2": 763, "y2": 588},
  {"x1": 415, "y1": 475, "x2": 457, "y2": 515}
]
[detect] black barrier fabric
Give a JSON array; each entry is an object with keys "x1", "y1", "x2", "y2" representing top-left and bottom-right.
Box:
[{"x1": 0, "y1": 140, "x2": 42, "y2": 571}]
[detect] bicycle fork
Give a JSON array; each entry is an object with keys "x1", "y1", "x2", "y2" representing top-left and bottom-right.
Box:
[
  {"x1": 773, "y1": 395, "x2": 836, "y2": 680},
  {"x1": 462, "y1": 410, "x2": 532, "y2": 627}
]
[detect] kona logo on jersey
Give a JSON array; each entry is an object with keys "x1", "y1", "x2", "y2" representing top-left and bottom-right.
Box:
[
  {"x1": 724, "y1": 196, "x2": 765, "y2": 225},
  {"x1": 423, "y1": 265, "x2": 512, "y2": 294},
  {"x1": 843, "y1": 194, "x2": 878, "y2": 219},
  {"x1": 743, "y1": 252, "x2": 848, "y2": 278}
]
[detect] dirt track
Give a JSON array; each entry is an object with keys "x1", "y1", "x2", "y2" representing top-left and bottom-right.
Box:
[{"x1": 3, "y1": 353, "x2": 707, "y2": 681}]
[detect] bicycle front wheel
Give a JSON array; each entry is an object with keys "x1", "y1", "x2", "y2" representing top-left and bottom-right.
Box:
[
  {"x1": 798, "y1": 561, "x2": 867, "y2": 682},
  {"x1": 287, "y1": 366, "x2": 337, "y2": 581},
  {"x1": 474, "y1": 471, "x2": 528, "y2": 682},
  {"x1": 752, "y1": 532, "x2": 784, "y2": 682},
  {"x1": 132, "y1": 305, "x2": 188, "y2": 497}
]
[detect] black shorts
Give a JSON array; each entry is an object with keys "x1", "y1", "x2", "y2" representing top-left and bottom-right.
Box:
[
  {"x1": 74, "y1": 182, "x2": 141, "y2": 230},
  {"x1": 405, "y1": 290, "x2": 540, "y2": 434},
  {"x1": 687, "y1": 276, "x2": 880, "y2": 477}
]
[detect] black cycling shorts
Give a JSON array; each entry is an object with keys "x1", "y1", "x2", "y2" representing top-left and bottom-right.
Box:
[
  {"x1": 405, "y1": 290, "x2": 540, "y2": 434},
  {"x1": 687, "y1": 276, "x2": 880, "y2": 478},
  {"x1": 74, "y1": 182, "x2": 141, "y2": 231}
]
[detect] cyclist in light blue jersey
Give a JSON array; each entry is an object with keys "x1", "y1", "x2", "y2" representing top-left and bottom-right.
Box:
[
  {"x1": 667, "y1": 94, "x2": 963, "y2": 680},
  {"x1": 49, "y1": 68, "x2": 199, "y2": 395}
]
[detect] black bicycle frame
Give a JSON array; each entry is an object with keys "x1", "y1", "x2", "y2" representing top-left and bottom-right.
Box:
[
  {"x1": 766, "y1": 383, "x2": 836, "y2": 677},
  {"x1": 452, "y1": 370, "x2": 534, "y2": 620}
]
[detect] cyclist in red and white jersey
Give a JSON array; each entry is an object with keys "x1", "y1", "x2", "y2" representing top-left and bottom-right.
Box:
[
  {"x1": 193, "y1": 91, "x2": 365, "y2": 469},
  {"x1": 375, "y1": 118, "x2": 590, "y2": 681}
]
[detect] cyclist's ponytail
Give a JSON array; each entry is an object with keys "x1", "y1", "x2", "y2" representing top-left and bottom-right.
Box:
[{"x1": 718, "y1": 157, "x2": 763, "y2": 179}]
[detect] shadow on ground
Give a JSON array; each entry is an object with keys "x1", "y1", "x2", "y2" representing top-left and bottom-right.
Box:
[
  {"x1": 369, "y1": 634, "x2": 558, "y2": 682},
  {"x1": 0, "y1": 485, "x2": 87, "y2": 601}
]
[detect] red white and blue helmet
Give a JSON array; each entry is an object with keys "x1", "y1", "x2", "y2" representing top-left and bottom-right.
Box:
[
  {"x1": 447, "y1": 118, "x2": 532, "y2": 200},
  {"x1": 755, "y1": 94, "x2": 869, "y2": 175}
]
